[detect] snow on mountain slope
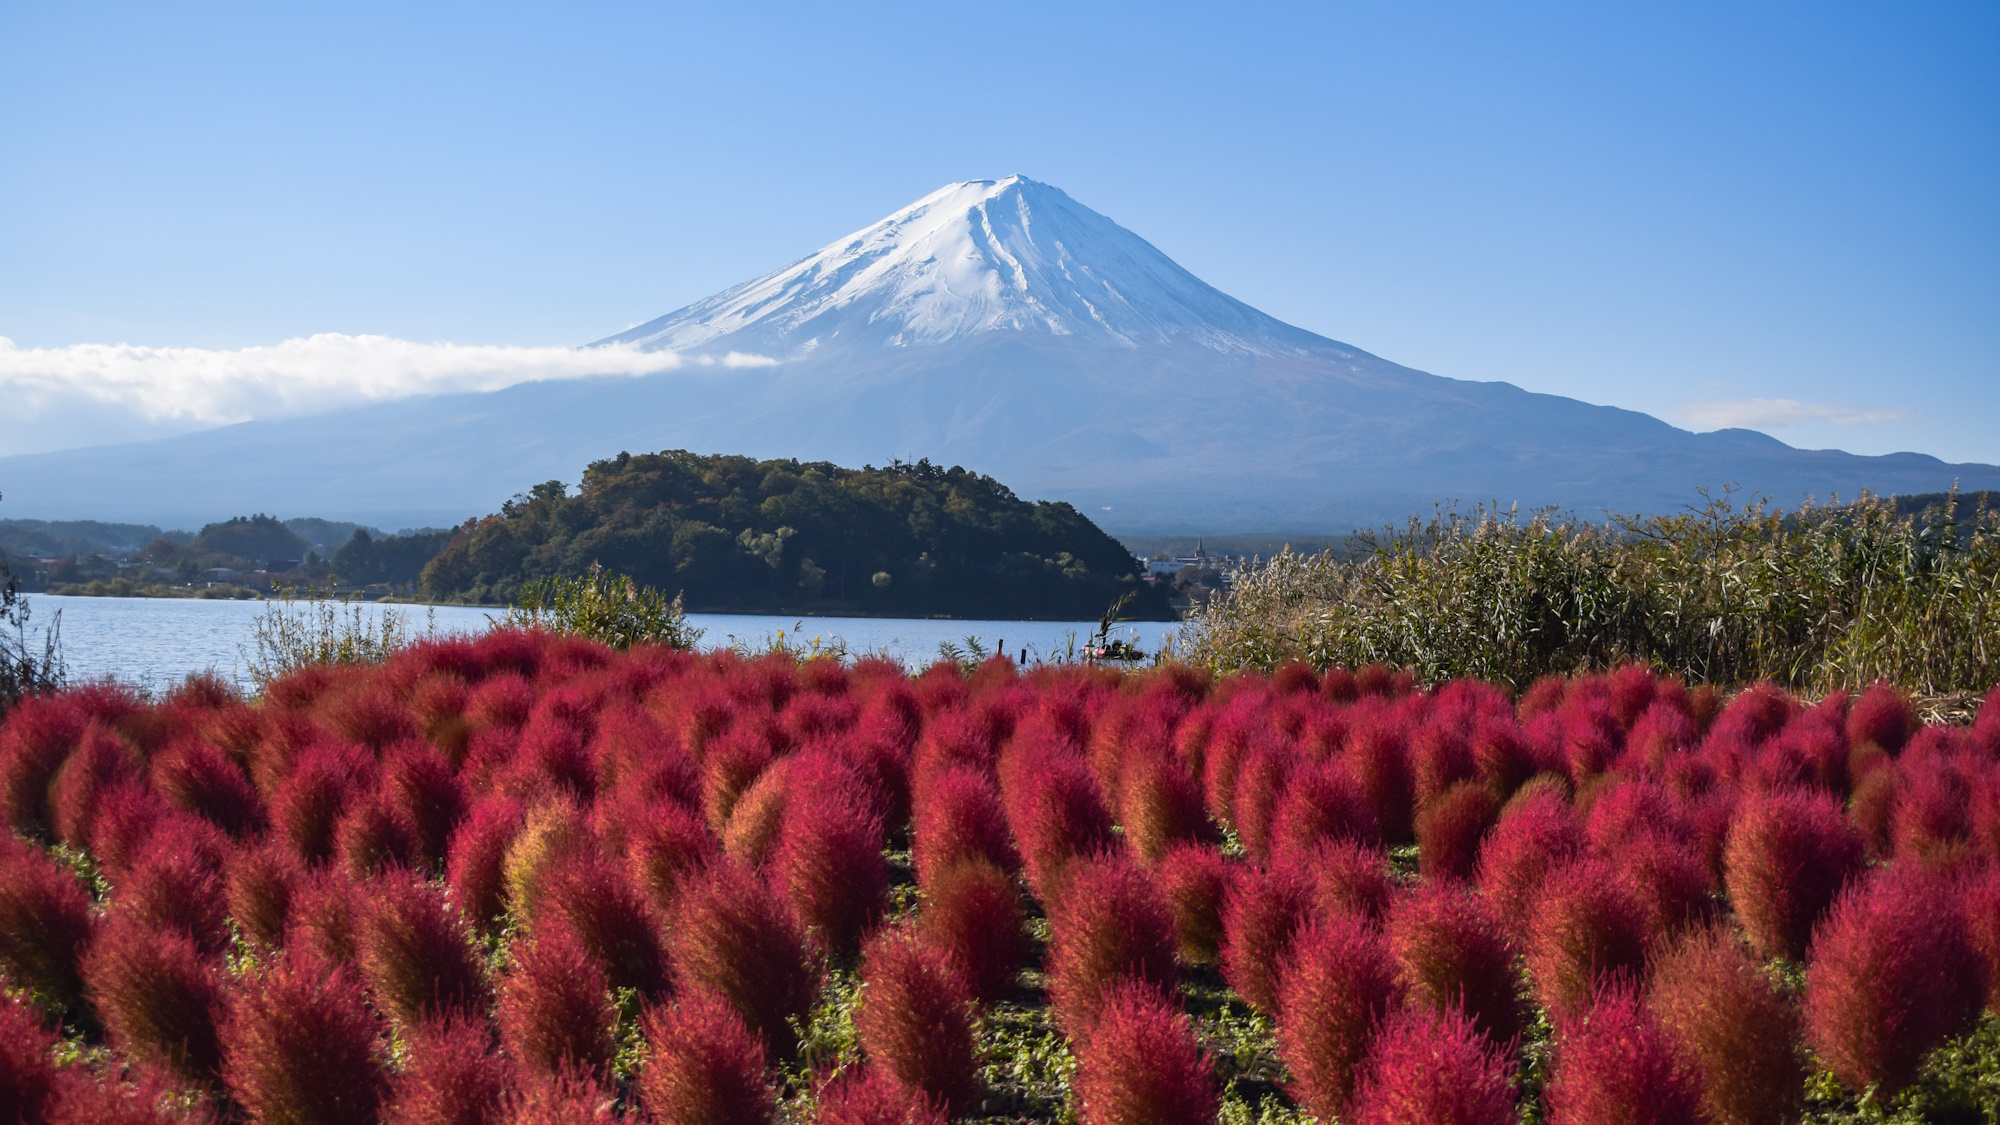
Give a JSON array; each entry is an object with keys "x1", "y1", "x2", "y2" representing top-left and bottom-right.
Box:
[
  {"x1": 600, "y1": 176, "x2": 1334, "y2": 359},
  {"x1": 3, "y1": 175, "x2": 1996, "y2": 533}
]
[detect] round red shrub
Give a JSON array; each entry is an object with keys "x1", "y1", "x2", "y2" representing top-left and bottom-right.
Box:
[
  {"x1": 357, "y1": 872, "x2": 488, "y2": 1026},
  {"x1": 1476, "y1": 787, "x2": 1583, "y2": 928},
  {"x1": 1004, "y1": 751, "x2": 1114, "y2": 901},
  {"x1": 1117, "y1": 752, "x2": 1208, "y2": 864},
  {"x1": 388, "y1": 1016, "x2": 510, "y2": 1125},
  {"x1": 1301, "y1": 838, "x2": 1394, "y2": 922},
  {"x1": 497, "y1": 921, "x2": 616, "y2": 1082},
  {"x1": 1345, "y1": 711, "x2": 1416, "y2": 844},
  {"x1": 636, "y1": 988, "x2": 775, "y2": 1125},
  {"x1": 701, "y1": 727, "x2": 776, "y2": 835},
  {"x1": 917, "y1": 857, "x2": 1026, "y2": 1003},
  {"x1": 1613, "y1": 832, "x2": 1716, "y2": 944},
  {"x1": 1846, "y1": 683, "x2": 1917, "y2": 754},
  {"x1": 1723, "y1": 789, "x2": 1864, "y2": 961},
  {"x1": 446, "y1": 795, "x2": 525, "y2": 934},
  {"x1": 50, "y1": 724, "x2": 139, "y2": 851},
  {"x1": 1386, "y1": 882, "x2": 1520, "y2": 1046},
  {"x1": 1155, "y1": 843, "x2": 1236, "y2": 965},
  {"x1": 1805, "y1": 864, "x2": 1983, "y2": 1096},
  {"x1": 227, "y1": 842, "x2": 304, "y2": 952},
  {"x1": 1220, "y1": 861, "x2": 1316, "y2": 1015},
  {"x1": 1268, "y1": 762, "x2": 1378, "y2": 866},
  {"x1": 535, "y1": 851, "x2": 669, "y2": 996},
  {"x1": 334, "y1": 792, "x2": 421, "y2": 878},
  {"x1": 1417, "y1": 780, "x2": 1501, "y2": 881},
  {"x1": 0, "y1": 695, "x2": 86, "y2": 839},
  {"x1": 1047, "y1": 855, "x2": 1178, "y2": 1032},
  {"x1": 288, "y1": 869, "x2": 362, "y2": 965},
  {"x1": 856, "y1": 929, "x2": 979, "y2": 1114},
  {"x1": 1524, "y1": 858, "x2": 1651, "y2": 1019},
  {"x1": 912, "y1": 767, "x2": 1015, "y2": 888},
  {"x1": 270, "y1": 742, "x2": 371, "y2": 865},
  {"x1": 0, "y1": 992, "x2": 59, "y2": 1125},
  {"x1": 813, "y1": 1067, "x2": 948, "y2": 1125},
  {"x1": 1277, "y1": 912, "x2": 1402, "y2": 1119},
  {"x1": 1545, "y1": 984, "x2": 1702, "y2": 1125},
  {"x1": 1347, "y1": 1005, "x2": 1515, "y2": 1125},
  {"x1": 382, "y1": 742, "x2": 467, "y2": 871},
  {"x1": 625, "y1": 797, "x2": 717, "y2": 920},
  {"x1": 1967, "y1": 868, "x2": 2000, "y2": 1013},
  {"x1": 117, "y1": 820, "x2": 231, "y2": 958},
  {"x1": 667, "y1": 860, "x2": 820, "y2": 1060},
  {"x1": 772, "y1": 787, "x2": 889, "y2": 961},
  {"x1": 0, "y1": 838, "x2": 94, "y2": 1013},
  {"x1": 223, "y1": 953, "x2": 386, "y2": 1125},
  {"x1": 1651, "y1": 927, "x2": 1803, "y2": 1125},
  {"x1": 1071, "y1": 982, "x2": 1217, "y2": 1125}
]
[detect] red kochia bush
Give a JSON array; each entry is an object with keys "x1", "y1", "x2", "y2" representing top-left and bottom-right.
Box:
[
  {"x1": 1846, "y1": 682, "x2": 1917, "y2": 754},
  {"x1": 1155, "y1": 844, "x2": 1236, "y2": 965},
  {"x1": 0, "y1": 695, "x2": 85, "y2": 839},
  {"x1": 917, "y1": 857, "x2": 1026, "y2": 1003},
  {"x1": 1347, "y1": 1005, "x2": 1515, "y2": 1125},
  {"x1": 388, "y1": 1016, "x2": 510, "y2": 1125},
  {"x1": 150, "y1": 737, "x2": 263, "y2": 838},
  {"x1": 772, "y1": 785, "x2": 889, "y2": 960},
  {"x1": 1544, "y1": 985, "x2": 1702, "y2": 1125},
  {"x1": 1387, "y1": 882, "x2": 1520, "y2": 1046},
  {"x1": 1047, "y1": 855, "x2": 1179, "y2": 1031},
  {"x1": 1477, "y1": 788, "x2": 1584, "y2": 928},
  {"x1": 814, "y1": 1067, "x2": 949, "y2": 1125},
  {"x1": 445, "y1": 795, "x2": 525, "y2": 934},
  {"x1": 1268, "y1": 762, "x2": 1379, "y2": 866},
  {"x1": 1301, "y1": 839, "x2": 1394, "y2": 922},
  {"x1": 382, "y1": 741, "x2": 468, "y2": 870},
  {"x1": 1416, "y1": 780, "x2": 1501, "y2": 881},
  {"x1": 1967, "y1": 868, "x2": 2000, "y2": 1013},
  {"x1": 855, "y1": 929, "x2": 979, "y2": 1114},
  {"x1": 637, "y1": 988, "x2": 775, "y2": 1125},
  {"x1": 625, "y1": 796, "x2": 718, "y2": 920},
  {"x1": 668, "y1": 860, "x2": 820, "y2": 1060},
  {"x1": 223, "y1": 953, "x2": 387, "y2": 1125},
  {"x1": 1005, "y1": 751, "x2": 1115, "y2": 901},
  {"x1": 356, "y1": 872, "x2": 489, "y2": 1026},
  {"x1": 497, "y1": 920, "x2": 616, "y2": 1081},
  {"x1": 911, "y1": 766, "x2": 1015, "y2": 888},
  {"x1": 1723, "y1": 789, "x2": 1864, "y2": 961},
  {"x1": 534, "y1": 851, "x2": 669, "y2": 996},
  {"x1": 1278, "y1": 912, "x2": 1403, "y2": 1120},
  {"x1": 271, "y1": 741, "x2": 371, "y2": 864},
  {"x1": 85, "y1": 916, "x2": 227, "y2": 1080},
  {"x1": 1651, "y1": 928, "x2": 1803, "y2": 1125},
  {"x1": 1805, "y1": 864, "x2": 1983, "y2": 1096},
  {"x1": 505, "y1": 1068, "x2": 615, "y2": 1125},
  {"x1": 1117, "y1": 751, "x2": 1209, "y2": 863},
  {"x1": 1220, "y1": 863, "x2": 1314, "y2": 1014},
  {"x1": 227, "y1": 842, "x2": 304, "y2": 952},
  {"x1": 1525, "y1": 858, "x2": 1651, "y2": 1019},
  {"x1": 51, "y1": 724, "x2": 138, "y2": 850},
  {"x1": 0, "y1": 992, "x2": 59, "y2": 1125},
  {"x1": 0, "y1": 839, "x2": 94, "y2": 1013},
  {"x1": 1072, "y1": 982, "x2": 1217, "y2": 1125}
]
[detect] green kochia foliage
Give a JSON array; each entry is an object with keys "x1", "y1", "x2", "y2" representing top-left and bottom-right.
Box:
[{"x1": 419, "y1": 450, "x2": 1168, "y2": 619}]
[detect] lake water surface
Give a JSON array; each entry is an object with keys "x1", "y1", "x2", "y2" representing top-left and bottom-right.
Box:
[{"x1": 23, "y1": 594, "x2": 1185, "y2": 691}]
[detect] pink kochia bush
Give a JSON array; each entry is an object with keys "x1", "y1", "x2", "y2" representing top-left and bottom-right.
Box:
[
  {"x1": 1277, "y1": 911, "x2": 1403, "y2": 1120},
  {"x1": 855, "y1": 929, "x2": 979, "y2": 1114},
  {"x1": 222, "y1": 952, "x2": 387, "y2": 1125},
  {"x1": 1805, "y1": 864, "x2": 1983, "y2": 1096},
  {"x1": 1071, "y1": 983, "x2": 1217, "y2": 1125},
  {"x1": 1348, "y1": 1005, "x2": 1516, "y2": 1125},
  {"x1": 637, "y1": 989, "x2": 775, "y2": 1125},
  {"x1": 12, "y1": 628, "x2": 2000, "y2": 1122}
]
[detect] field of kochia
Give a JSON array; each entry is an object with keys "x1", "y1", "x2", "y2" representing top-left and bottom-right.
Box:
[{"x1": 2, "y1": 630, "x2": 1998, "y2": 1124}]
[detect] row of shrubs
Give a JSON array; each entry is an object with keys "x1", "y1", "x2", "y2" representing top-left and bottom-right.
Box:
[
  {"x1": 1178, "y1": 491, "x2": 2000, "y2": 696},
  {"x1": 1, "y1": 629, "x2": 1998, "y2": 1124}
]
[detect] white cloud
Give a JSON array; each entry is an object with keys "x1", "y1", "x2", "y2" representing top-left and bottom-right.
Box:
[
  {"x1": 1677, "y1": 397, "x2": 1909, "y2": 430},
  {"x1": 0, "y1": 334, "x2": 775, "y2": 457}
]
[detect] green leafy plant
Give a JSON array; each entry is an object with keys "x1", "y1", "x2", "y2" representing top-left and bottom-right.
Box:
[
  {"x1": 505, "y1": 565, "x2": 700, "y2": 652},
  {"x1": 242, "y1": 589, "x2": 426, "y2": 690}
]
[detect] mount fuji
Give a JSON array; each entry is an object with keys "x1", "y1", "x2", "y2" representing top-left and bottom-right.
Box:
[{"x1": 5, "y1": 175, "x2": 1996, "y2": 532}]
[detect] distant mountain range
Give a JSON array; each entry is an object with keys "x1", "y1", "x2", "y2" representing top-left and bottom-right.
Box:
[{"x1": 4, "y1": 175, "x2": 1996, "y2": 533}]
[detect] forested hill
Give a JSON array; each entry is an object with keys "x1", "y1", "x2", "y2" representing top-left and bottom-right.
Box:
[{"x1": 419, "y1": 451, "x2": 1172, "y2": 619}]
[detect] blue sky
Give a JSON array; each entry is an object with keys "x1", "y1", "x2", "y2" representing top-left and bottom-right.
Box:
[{"x1": 3, "y1": 1, "x2": 1995, "y2": 462}]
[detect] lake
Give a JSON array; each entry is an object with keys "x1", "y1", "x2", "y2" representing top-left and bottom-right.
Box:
[{"x1": 19, "y1": 594, "x2": 1188, "y2": 691}]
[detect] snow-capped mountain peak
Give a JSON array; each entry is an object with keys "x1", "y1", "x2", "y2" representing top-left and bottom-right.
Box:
[{"x1": 598, "y1": 176, "x2": 1328, "y2": 358}]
